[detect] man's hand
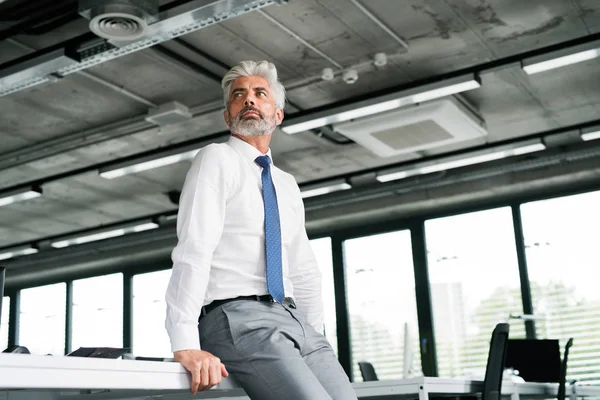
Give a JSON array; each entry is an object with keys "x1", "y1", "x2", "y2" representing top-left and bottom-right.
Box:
[{"x1": 174, "y1": 349, "x2": 229, "y2": 395}]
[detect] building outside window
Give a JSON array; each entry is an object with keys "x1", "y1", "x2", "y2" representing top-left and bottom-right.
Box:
[
  {"x1": 71, "y1": 273, "x2": 123, "y2": 351},
  {"x1": 19, "y1": 283, "x2": 66, "y2": 355},
  {"x1": 426, "y1": 207, "x2": 525, "y2": 378},
  {"x1": 521, "y1": 190, "x2": 600, "y2": 384},
  {"x1": 344, "y1": 230, "x2": 422, "y2": 381}
]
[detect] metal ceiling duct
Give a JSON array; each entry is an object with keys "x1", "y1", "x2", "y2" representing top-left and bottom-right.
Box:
[
  {"x1": 79, "y1": 0, "x2": 159, "y2": 41},
  {"x1": 0, "y1": 0, "x2": 289, "y2": 97}
]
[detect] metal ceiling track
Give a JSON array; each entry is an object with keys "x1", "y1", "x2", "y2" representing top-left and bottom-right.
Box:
[{"x1": 0, "y1": 0, "x2": 288, "y2": 97}]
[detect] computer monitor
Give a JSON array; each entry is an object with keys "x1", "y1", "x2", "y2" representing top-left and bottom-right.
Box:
[{"x1": 504, "y1": 339, "x2": 562, "y2": 382}]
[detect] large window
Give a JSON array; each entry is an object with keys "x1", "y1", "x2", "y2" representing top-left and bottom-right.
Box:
[
  {"x1": 309, "y1": 237, "x2": 338, "y2": 354},
  {"x1": 344, "y1": 230, "x2": 421, "y2": 381},
  {"x1": 426, "y1": 207, "x2": 525, "y2": 378},
  {"x1": 521, "y1": 190, "x2": 600, "y2": 384},
  {"x1": 132, "y1": 269, "x2": 172, "y2": 358},
  {"x1": 1, "y1": 296, "x2": 9, "y2": 349},
  {"x1": 19, "y1": 283, "x2": 66, "y2": 355},
  {"x1": 72, "y1": 274, "x2": 123, "y2": 351}
]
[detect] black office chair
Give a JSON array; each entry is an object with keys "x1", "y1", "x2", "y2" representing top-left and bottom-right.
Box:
[
  {"x1": 358, "y1": 361, "x2": 379, "y2": 381},
  {"x1": 482, "y1": 323, "x2": 510, "y2": 400},
  {"x1": 557, "y1": 338, "x2": 574, "y2": 400}
]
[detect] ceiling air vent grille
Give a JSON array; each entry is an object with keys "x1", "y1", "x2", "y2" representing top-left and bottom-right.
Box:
[
  {"x1": 79, "y1": 0, "x2": 159, "y2": 41},
  {"x1": 333, "y1": 97, "x2": 487, "y2": 158}
]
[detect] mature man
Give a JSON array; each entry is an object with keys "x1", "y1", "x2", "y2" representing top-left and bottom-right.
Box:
[{"x1": 165, "y1": 60, "x2": 357, "y2": 400}]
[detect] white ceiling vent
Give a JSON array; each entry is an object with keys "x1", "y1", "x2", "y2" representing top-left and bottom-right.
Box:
[
  {"x1": 332, "y1": 97, "x2": 487, "y2": 158},
  {"x1": 145, "y1": 101, "x2": 193, "y2": 126},
  {"x1": 79, "y1": 0, "x2": 159, "y2": 41}
]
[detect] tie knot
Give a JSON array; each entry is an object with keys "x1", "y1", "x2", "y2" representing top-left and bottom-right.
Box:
[{"x1": 255, "y1": 155, "x2": 271, "y2": 169}]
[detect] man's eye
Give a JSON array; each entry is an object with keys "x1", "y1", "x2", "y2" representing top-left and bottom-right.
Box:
[{"x1": 257, "y1": 92, "x2": 266, "y2": 96}]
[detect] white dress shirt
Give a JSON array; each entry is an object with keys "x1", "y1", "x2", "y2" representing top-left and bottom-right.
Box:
[{"x1": 165, "y1": 135, "x2": 324, "y2": 352}]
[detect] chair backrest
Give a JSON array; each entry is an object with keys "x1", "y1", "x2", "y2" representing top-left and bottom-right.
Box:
[
  {"x1": 483, "y1": 323, "x2": 510, "y2": 400},
  {"x1": 358, "y1": 361, "x2": 379, "y2": 381},
  {"x1": 557, "y1": 338, "x2": 574, "y2": 400}
]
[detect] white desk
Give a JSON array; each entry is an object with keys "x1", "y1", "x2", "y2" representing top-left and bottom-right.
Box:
[{"x1": 1, "y1": 354, "x2": 600, "y2": 400}]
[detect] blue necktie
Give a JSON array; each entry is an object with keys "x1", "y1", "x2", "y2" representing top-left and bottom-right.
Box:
[{"x1": 255, "y1": 155, "x2": 285, "y2": 304}]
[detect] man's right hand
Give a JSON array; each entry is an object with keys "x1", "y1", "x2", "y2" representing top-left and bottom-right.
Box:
[{"x1": 174, "y1": 349, "x2": 229, "y2": 395}]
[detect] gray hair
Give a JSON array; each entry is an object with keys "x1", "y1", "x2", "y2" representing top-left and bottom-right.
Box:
[{"x1": 221, "y1": 60, "x2": 286, "y2": 110}]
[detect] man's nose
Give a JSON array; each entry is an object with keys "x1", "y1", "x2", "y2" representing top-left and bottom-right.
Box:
[{"x1": 244, "y1": 95, "x2": 256, "y2": 106}]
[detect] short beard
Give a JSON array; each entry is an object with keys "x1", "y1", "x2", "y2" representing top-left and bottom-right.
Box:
[{"x1": 228, "y1": 107, "x2": 277, "y2": 137}]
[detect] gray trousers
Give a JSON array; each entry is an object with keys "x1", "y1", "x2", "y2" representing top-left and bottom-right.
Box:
[{"x1": 198, "y1": 299, "x2": 358, "y2": 400}]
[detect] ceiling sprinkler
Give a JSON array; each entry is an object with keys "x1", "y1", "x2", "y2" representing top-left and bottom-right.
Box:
[
  {"x1": 321, "y1": 67, "x2": 335, "y2": 81},
  {"x1": 343, "y1": 69, "x2": 359, "y2": 84},
  {"x1": 373, "y1": 52, "x2": 388, "y2": 67}
]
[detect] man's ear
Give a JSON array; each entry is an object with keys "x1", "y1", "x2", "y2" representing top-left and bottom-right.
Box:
[
  {"x1": 223, "y1": 109, "x2": 231, "y2": 125},
  {"x1": 275, "y1": 108, "x2": 284, "y2": 126}
]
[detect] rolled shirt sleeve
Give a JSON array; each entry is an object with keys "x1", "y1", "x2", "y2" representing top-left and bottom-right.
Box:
[{"x1": 165, "y1": 145, "x2": 230, "y2": 352}]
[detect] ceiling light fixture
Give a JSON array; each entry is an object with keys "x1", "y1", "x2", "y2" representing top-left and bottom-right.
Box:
[
  {"x1": 0, "y1": 245, "x2": 39, "y2": 261},
  {"x1": 99, "y1": 147, "x2": 200, "y2": 179},
  {"x1": 280, "y1": 74, "x2": 481, "y2": 134},
  {"x1": 376, "y1": 139, "x2": 546, "y2": 183},
  {"x1": 521, "y1": 41, "x2": 600, "y2": 74},
  {"x1": 581, "y1": 128, "x2": 600, "y2": 141},
  {"x1": 50, "y1": 221, "x2": 159, "y2": 249},
  {"x1": 300, "y1": 180, "x2": 352, "y2": 198},
  {"x1": 0, "y1": 186, "x2": 42, "y2": 208}
]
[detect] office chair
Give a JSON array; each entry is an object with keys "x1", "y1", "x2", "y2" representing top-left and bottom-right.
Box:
[
  {"x1": 358, "y1": 361, "x2": 379, "y2": 381},
  {"x1": 482, "y1": 323, "x2": 510, "y2": 400},
  {"x1": 557, "y1": 338, "x2": 574, "y2": 400}
]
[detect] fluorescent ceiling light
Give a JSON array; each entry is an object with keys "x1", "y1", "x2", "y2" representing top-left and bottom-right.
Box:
[
  {"x1": 281, "y1": 74, "x2": 481, "y2": 134},
  {"x1": 581, "y1": 129, "x2": 600, "y2": 141},
  {"x1": 51, "y1": 222, "x2": 159, "y2": 249},
  {"x1": 0, "y1": 245, "x2": 38, "y2": 261},
  {"x1": 522, "y1": 41, "x2": 600, "y2": 74},
  {"x1": 99, "y1": 148, "x2": 200, "y2": 179},
  {"x1": 0, "y1": 187, "x2": 42, "y2": 207},
  {"x1": 301, "y1": 181, "x2": 352, "y2": 198},
  {"x1": 377, "y1": 140, "x2": 546, "y2": 183}
]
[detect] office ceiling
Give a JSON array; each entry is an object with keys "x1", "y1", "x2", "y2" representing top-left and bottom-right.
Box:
[{"x1": 1, "y1": 0, "x2": 600, "y2": 262}]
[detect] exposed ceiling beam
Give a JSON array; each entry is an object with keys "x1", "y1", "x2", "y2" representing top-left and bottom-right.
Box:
[
  {"x1": 143, "y1": 45, "x2": 223, "y2": 85},
  {"x1": 170, "y1": 38, "x2": 232, "y2": 78},
  {"x1": 347, "y1": 0, "x2": 409, "y2": 51},
  {"x1": 257, "y1": 9, "x2": 344, "y2": 70}
]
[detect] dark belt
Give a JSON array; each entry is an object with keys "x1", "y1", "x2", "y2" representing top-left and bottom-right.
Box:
[{"x1": 199, "y1": 295, "x2": 296, "y2": 321}]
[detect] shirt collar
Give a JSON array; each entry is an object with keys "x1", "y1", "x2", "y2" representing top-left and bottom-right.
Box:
[{"x1": 227, "y1": 135, "x2": 274, "y2": 166}]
